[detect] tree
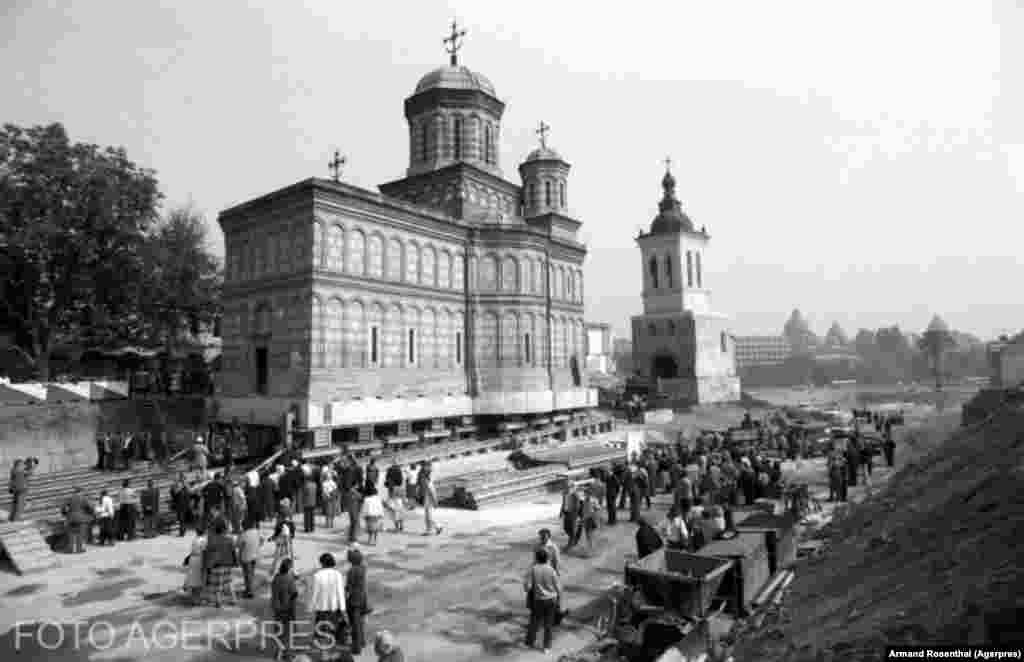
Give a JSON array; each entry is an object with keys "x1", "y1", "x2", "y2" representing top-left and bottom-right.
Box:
[
  {"x1": 918, "y1": 315, "x2": 955, "y2": 390},
  {"x1": 783, "y1": 309, "x2": 818, "y2": 355},
  {"x1": 854, "y1": 329, "x2": 876, "y2": 358},
  {"x1": 139, "y1": 204, "x2": 222, "y2": 354},
  {"x1": 0, "y1": 123, "x2": 161, "y2": 380}
]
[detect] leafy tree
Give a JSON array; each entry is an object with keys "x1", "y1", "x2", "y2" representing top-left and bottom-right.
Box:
[
  {"x1": 854, "y1": 328, "x2": 876, "y2": 358},
  {"x1": 918, "y1": 315, "x2": 955, "y2": 390},
  {"x1": 139, "y1": 204, "x2": 222, "y2": 354},
  {"x1": 0, "y1": 123, "x2": 161, "y2": 380}
]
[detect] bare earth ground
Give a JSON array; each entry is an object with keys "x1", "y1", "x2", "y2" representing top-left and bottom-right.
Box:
[{"x1": 0, "y1": 385, "x2": 976, "y2": 662}]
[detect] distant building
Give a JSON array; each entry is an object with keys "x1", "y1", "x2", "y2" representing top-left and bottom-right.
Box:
[
  {"x1": 734, "y1": 335, "x2": 791, "y2": 370},
  {"x1": 989, "y1": 339, "x2": 1024, "y2": 388},
  {"x1": 584, "y1": 322, "x2": 614, "y2": 374}
]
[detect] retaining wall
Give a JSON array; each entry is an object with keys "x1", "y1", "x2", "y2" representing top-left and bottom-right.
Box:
[{"x1": 0, "y1": 398, "x2": 208, "y2": 475}]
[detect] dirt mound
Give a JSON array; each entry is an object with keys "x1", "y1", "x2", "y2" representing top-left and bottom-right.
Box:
[{"x1": 735, "y1": 404, "x2": 1024, "y2": 661}]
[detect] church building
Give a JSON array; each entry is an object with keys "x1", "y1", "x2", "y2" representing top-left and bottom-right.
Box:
[
  {"x1": 214, "y1": 25, "x2": 596, "y2": 449},
  {"x1": 629, "y1": 166, "x2": 741, "y2": 404}
]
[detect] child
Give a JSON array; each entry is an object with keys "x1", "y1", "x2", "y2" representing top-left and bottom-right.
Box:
[{"x1": 385, "y1": 483, "x2": 405, "y2": 532}]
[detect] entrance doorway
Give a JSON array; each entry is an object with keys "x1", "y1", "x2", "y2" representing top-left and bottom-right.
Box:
[
  {"x1": 255, "y1": 347, "x2": 268, "y2": 394},
  {"x1": 651, "y1": 354, "x2": 679, "y2": 380}
]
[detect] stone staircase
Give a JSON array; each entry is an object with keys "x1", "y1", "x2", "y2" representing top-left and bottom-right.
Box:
[{"x1": 0, "y1": 460, "x2": 191, "y2": 531}]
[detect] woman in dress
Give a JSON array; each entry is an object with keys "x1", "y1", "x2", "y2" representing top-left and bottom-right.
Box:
[
  {"x1": 270, "y1": 498, "x2": 296, "y2": 575},
  {"x1": 322, "y1": 473, "x2": 339, "y2": 529},
  {"x1": 385, "y1": 480, "x2": 405, "y2": 533},
  {"x1": 579, "y1": 489, "x2": 601, "y2": 553},
  {"x1": 361, "y1": 484, "x2": 385, "y2": 545},
  {"x1": 183, "y1": 530, "x2": 207, "y2": 604}
]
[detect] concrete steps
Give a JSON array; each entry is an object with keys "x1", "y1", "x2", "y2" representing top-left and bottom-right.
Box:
[{"x1": 0, "y1": 460, "x2": 191, "y2": 524}]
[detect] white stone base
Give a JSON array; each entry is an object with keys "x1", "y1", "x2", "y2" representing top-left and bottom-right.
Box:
[{"x1": 215, "y1": 387, "x2": 599, "y2": 428}]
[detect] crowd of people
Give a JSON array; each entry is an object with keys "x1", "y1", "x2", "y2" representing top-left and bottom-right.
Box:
[{"x1": 94, "y1": 430, "x2": 169, "y2": 470}]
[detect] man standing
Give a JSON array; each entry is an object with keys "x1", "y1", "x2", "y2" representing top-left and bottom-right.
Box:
[
  {"x1": 230, "y1": 479, "x2": 248, "y2": 534},
  {"x1": 536, "y1": 528, "x2": 561, "y2": 574},
  {"x1": 604, "y1": 469, "x2": 620, "y2": 525},
  {"x1": 8, "y1": 459, "x2": 28, "y2": 522},
  {"x1": 62, "y1": 487, "x2": 92, "y2": 553},
  {"x1": 421, "y1": 469, "x2": 443, "y2": 536},
  {"x1": 117, "y1": 479, "x2": 139, "y2": 541},
  {"x1": 170, "y1": 474, "x2": 192, "y2": 536},
  {"x1": 523, "y1": 547, "x2": 562, "y2": 654},
  {"x1": 559, "y1": 482, "x2": 580, "y2": 548},
  {"x1": 95, "y1": 435, "x2": 106, "y2": 470},
  {"x1": 192, "y1": 436, "x2": 210, "y2": 479},
  {"x1": 236, "y1": 517, "x2": 262, "y2": 599},
  {"x1": 301, "y1": 471, "x2": 317, "y2": 534},
  {"x1": 883, "y1": 429, "x2": 896, "y2": 468},
  {"x1": 141, "y1": 479, "x2": 161, "y2": 538},
  {"x1": 202, "y1": 474, "x2": 226, "y2": 519}
]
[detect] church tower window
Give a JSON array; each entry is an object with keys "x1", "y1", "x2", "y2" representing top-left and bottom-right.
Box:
[
  {"x1": 524, "y1": 333, "x2": 532, "y2": 364},
  {"x1": 421, "y1": 122, "x2": 429, "y2": 162},
  {"x1": 455, "y1": 331, "x2": 463, "y2": 365},
  {"x1": 453, "y1": 116, "x2": 463, "y2": 159},
  {"x1": 545, "y1": 181, "x2": 552, "y2": 207},
  {"x1": 370, "y1": 326, "x2": 380, "y2": 365},
  {"x1": 484, "y1": 124, "x2": 492, "y2": 163},
  {"x1": 665, "y1": 255, "x2": 673, "y2": 288},
  {"x1": 721, "y1": 331, "x2": 728, "y2": 353},
  {"x1": 649, "y1": 256, "x2": 659, "y2": 289},
  {"x1": 559, "y1": 182, "x2": 565, "y2": 208},
  {"x1": 529, "y1": 182, "x2": 537, "y2": 209},
  {"x1": 686, "y1": 250, "x2": 694, "y2": 287},
  {"x1": 648, "y1": 323, "x2": 657, "y2": 337},
  {"x1": 408, "y1": 328, "x2": 416, "y2": 365},
  {"x1": 696, "y1": 251, "x2": 702, "y2": 288}
]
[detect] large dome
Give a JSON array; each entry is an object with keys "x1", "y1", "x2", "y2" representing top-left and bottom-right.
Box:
[{"x1": 414, "y1": 65, "x2": 496, "y2": 97}]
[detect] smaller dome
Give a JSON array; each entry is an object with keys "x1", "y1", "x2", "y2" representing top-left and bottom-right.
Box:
[
  {"x1": 524, "y1": 146, "x2": 564, "y2": 163},
  {"x1": 414, "y1": 65, "x2": 496, "y2": 96},
  {"x1": 649, "y1": 168, "x2": 695, "y2": 234}
]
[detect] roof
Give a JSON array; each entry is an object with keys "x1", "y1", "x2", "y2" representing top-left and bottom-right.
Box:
[
  {"x1": 926, "y1": 315, "x2": 950, "y2": 334},
  {"x1": 523, "y1": 146, "x2": 565, "y2": 163},
  {"x1": 414, "y1": 65, "x2": 497, "y2": 97},
  {"x1": 650, "y1": 170, "x2": 696, "y2": 235}
]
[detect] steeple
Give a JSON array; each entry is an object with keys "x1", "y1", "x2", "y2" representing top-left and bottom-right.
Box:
[
  {"x1": 650, "y1": 159, "x2": 695, "y2": 235},
  {"x1": 443, "y1": 19, "x2": 467, "y2": 67}
]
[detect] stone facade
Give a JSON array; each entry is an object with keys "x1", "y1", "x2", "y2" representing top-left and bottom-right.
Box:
[
  {"x1": 629, "y1": 170, "x2": 740, "y2": 404},
  {"x1": 216, "y1": 53, "x2": 594, "y2": 434}
]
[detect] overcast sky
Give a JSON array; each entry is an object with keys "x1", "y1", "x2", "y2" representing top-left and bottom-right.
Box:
[{"x1": 4, "y1": 0, "x2": 1022, "y2": 340}]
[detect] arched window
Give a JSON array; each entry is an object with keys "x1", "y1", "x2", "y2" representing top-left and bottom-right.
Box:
[
  {"x1": 453, "y1": 116, "x2": 463, "y2": 159},
  {"x1": 696, "y1": 251, "x2": 702, "y2": 288},
  {"x1": 686, "y1": 250, "x2": 694, "y2": 287},
  {"x1": 544, "y1": 181, "x2": 552, "y2": 207},
  {"x1": 649, "y1": 256, "x2": 659, "y2": 289},
  {"x1": 559, "y1": 182, "x2": 566, "y2": 208},
  {"x1": 484, "y1": 124, "x2": 492, "y2": 164},
  {"x1": 721, "y1": 331, "x2": 728, "y2": 353},
  {"x1": 420, "y1": 122, "x2": 429, "y2": 162},
  {"x1": 665, "y1": 255, "x2": 673, "y2": 288},
  {"x1": 529, "y1": 182, "x2": 537, "y2": 209}
]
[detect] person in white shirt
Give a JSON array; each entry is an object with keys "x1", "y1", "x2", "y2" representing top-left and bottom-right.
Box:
[
  {"x1": 309, "y1": 553, "x2": 347, "y2": 657},
  {"x1": 663, "y1": 504, "x2": 690, "y2": 550},
  {"x1": 96, "y1": 490, "x2": 116, "y2": 545}
]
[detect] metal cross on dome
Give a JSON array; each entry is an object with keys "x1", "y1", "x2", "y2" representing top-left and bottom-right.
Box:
[
  {"x1": 328, "y1": 150, "x2": 346, "y2": 182},
  {"x1": 664, "y1": 156, "x2": 672, "y2": 172},
  {"x1": 444, "y1": 19, "x2": 467, "y2": 66},
  {"x1": 537, "y1": 121, "x2": 550, "y2": 149}
]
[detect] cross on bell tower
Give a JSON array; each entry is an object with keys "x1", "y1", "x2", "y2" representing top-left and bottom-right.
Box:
[
  {"x1": 328, "y1": 150, "x2": 346, "y2": 182},
  {"x1": 536, "y1": 121, "x2": 550, "y2": 149},
  {"x1": 664, "y1": 156, "x2": 672, "y2": 172},
  {"x1": 443, "y1": 19, "x2": 467, "y2": 66}
]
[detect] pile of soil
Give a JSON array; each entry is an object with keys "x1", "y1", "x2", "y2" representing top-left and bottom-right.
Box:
[{"x1": 734, "y1": 404, "x2": 1024, "y2": 661}]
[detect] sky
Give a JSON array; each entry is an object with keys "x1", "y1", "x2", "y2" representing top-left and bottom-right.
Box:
[{"x1": 3, "y1": 0, "x2": 1022, "y2": 341}]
